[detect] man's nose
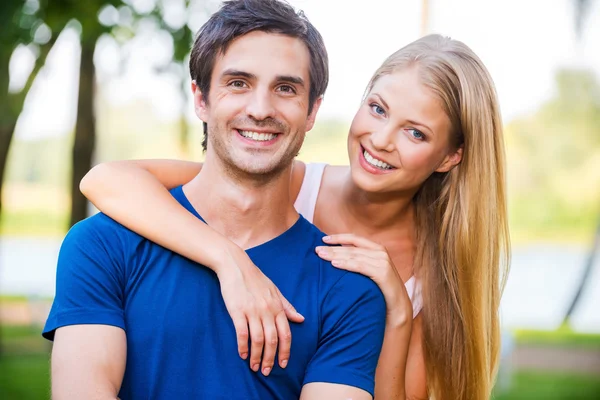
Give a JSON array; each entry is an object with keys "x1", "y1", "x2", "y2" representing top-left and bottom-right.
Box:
[{"x1": 245, "y1": 87, "x2": 276, "y2": 121}]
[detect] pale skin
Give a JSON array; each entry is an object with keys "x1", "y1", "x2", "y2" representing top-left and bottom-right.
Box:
[
  {"x1": 77, "y1": 66, "x2": 463, "y2": 399},
  {"x1": 52, "y1": 31, "x2": 387, "y2": 399}
]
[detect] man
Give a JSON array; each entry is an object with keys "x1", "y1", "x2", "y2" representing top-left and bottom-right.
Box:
[{"x1": 43, "y1": 0, "x2": 386, "y2": 399}]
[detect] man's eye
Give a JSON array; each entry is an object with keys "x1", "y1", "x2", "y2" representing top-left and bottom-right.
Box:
[
  {"x1": 229, "y1": 80, "x2": 247, "y2": 88},
  {"x1": 277, "y1": 85, "x2": 296, "y2": 94}
]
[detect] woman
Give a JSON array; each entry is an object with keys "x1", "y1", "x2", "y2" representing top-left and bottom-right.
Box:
[{"x1": 81, "y1": 34, "x2": 510, "y2": 400}]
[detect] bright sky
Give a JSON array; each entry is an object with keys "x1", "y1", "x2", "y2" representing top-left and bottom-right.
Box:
[{"x1": 9, "y1": 0, "x2": 600, "y2": 141}]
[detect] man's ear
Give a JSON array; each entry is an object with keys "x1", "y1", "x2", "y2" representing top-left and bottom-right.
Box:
[
  {"x1": 436, "y1": 145, "x2": 463, "y2": 173},
  {"x1": 191, "y1": 80, "x2": 208, "y2": 122},
  {"x1": 305, "y1": 96, "x2": 323, "y2": 132}
]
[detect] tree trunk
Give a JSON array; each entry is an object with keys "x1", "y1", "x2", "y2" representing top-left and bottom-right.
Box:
[
  {"x1": 178, "y1": 79, "x2": 190, "y2": 156},
  {"x1": 561, "y1": 215, "x2": 600, "y2": 326},
  {"x1": 0, "y1": 39, "x2": 54, "y2": 220},
  {"x1": 0, "y1": 122, "x2": 17, "y2": 217},
  {"x1": 421, "y1": 0, "x2": 430, "y2": 36},
  {"x1": 69, "y1": 43, "x2": 96, "y2": 227}
]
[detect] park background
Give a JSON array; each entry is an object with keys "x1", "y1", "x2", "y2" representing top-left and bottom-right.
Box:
[{"x1": 1, "y1": 0, "x2": 600, "y2": 398}]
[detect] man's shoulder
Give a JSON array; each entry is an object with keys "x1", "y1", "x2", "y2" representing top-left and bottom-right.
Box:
[
  {"x1": 296, "y1": 218, "x2": 384, "y2": 304},
  {"x1": 63, "y1": 212, "x2": 142, "y2": 253}
]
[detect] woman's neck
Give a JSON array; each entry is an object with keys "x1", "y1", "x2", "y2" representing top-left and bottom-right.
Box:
[{"x1": 338, "y1": 173, "x2": 417, "y2": 236}]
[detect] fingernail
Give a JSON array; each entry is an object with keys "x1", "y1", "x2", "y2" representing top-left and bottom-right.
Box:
[
  {"x1": 332, "y1": 260, "x2": 342, "y2": 267},
  {"x1": 252, "y1": 363, "x2": 260, "y2": 372},
  {"x1": 281, "y1": 360, "x2": 288, "y2": 368},
  {"x1": 240, "y1": 352, "x2": 248, "y2": 359},
  {"x1": 315, "y1": 246, "x2": 324, "y2": 252},
  {"x1": 322, "y1": 236, "x2": 331, "y2": 241},
  {"x1": 263, "y1": 367, "x2": 271, "y2": 376}
]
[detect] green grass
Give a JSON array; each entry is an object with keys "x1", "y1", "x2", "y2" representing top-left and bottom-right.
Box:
[
  {"x1": 0, "y1": 295, "x2": 30, "y2": 302},
  {"x1": 0, "y1": 210, "x2": 68, "y2": 237},
  {"x1": 0, "y1": 324, "x2": 599, "y2": 399},
  {"x1": 494, "y1": 371, "x2": 600, "y2": 400},
  {"x1": 0, "y1": 353, "x2": 50, "y2": 400},
  {"x1": 0, "y1": 325, "x2": 50, "y2": 400},
  {"x1": 0, "y1": 295, "x2": 54, "y2": 303},
  {"x1": 513, "y1": 325, "x2": 600, "y2": 349}
]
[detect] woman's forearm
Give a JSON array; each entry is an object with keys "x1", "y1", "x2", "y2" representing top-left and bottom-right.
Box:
[
  {"x1": 80, "y1": 160, "x2": 238, "y2": 273},
  {"x1": 374, "y1": 317, "x2": 412, "y2": 400}
]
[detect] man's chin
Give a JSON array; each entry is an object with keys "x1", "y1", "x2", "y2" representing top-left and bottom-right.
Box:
[{"x1": 230, "y1": 158, "x2": 293, "y2": 178}]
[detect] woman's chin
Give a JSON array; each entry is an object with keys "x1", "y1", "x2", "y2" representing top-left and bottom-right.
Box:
[{"x1": 350, "y1": 166, "x2": 388, "y2": 194}]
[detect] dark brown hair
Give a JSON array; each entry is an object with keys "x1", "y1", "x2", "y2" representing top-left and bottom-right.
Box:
[{"x1": 189, "y1": 0, "x2": 329, "y2": 150}]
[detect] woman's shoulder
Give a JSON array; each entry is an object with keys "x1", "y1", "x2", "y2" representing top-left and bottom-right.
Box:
[
  {"x1": 320, "y1": 164, "x2": 349, "y2": 194},
  {"x1": 291, "y1": 160, "x2": 307, "y2": 201}
]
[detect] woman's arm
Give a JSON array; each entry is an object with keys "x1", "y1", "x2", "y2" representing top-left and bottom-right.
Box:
[
  {"x1": 316, "y1": 234, "x2": 425, "y2": 400},
  {"x1": 404, "y1": 314, "x2": 427, "y2": 399},
  {"x1": 79, "y1": 159, "x2": 304, "y2": 375},
  {"x1": 81, "y1": 160, "x2": 221, "y2": 265}
]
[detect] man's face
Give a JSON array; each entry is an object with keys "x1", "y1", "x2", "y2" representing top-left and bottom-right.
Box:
[{"x1": 194, "y1": 31, "x2": 321, "y2": 178}]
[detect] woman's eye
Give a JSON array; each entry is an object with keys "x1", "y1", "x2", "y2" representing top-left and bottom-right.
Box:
[
  {"x1": 370, "y1": 103, "x2": 386, "y2": 116},
  {"x1": 408, "y1": 128, "x2": 425, "y2": 140}
]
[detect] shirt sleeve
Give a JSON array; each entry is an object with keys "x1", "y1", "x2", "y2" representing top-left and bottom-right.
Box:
[
  {"x1": 42, "y1": 216, "x2": 127, "y2": 340},
  {"x1": 303, "y1": 269, "x2": 387, "y2": 396}
]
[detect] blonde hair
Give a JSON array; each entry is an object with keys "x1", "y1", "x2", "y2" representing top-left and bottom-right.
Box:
[{"x1": 366, "y1": 34, "x2": 510, "y2": 400}]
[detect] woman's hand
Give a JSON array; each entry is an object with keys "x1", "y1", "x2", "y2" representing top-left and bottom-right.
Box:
[
  {"x1": 216, "y1": 245, "x2": 304, "y2": 377},
  {"x1": 315, "y1": 234, "x2": 412, "y2": 325}
]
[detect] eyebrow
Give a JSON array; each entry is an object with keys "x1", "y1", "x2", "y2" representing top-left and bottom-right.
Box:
[
  {"x1": 221, "y1": 69, "x2": 305, "y2": 88},
  {"x1": 275, "y1": 75, "x2": 305, "y2": 88},
  {"x1": 373, "y1": 93, "x2": 389, "y2": 110},
  {"x1": 407, "y1": 119, "x2": 434, "y2": 135},
  {"x1": 373, "y1": 93, "x2": 434, "y2": 135},
  {"x1": 221, "y1": 69, "x2": 257, "y2": 80}
]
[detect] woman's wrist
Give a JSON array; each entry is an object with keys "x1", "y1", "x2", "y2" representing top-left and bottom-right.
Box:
[
  {"x1": 212, "y1": 240, "x2": 252, "y2": 278},
  {"x1": 385, "y1": 302, "x2": 413, "y2": 329}
]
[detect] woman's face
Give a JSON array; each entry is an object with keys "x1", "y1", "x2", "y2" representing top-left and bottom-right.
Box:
[{"x1": 347, "y1": 67, "x2": 462, "y2": 195}]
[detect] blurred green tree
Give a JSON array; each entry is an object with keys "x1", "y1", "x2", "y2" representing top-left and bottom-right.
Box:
[
  {"x1": 0, "y1": 0, "x2": 54, "y2": 220},
  {"x1": 563, "y1": 0, "x2": 599, "y2": 326},
  {"x1": 0, "y1": 0, "x2": 202, "y2": 228},
  {"x1": 506, "y1": 0, "x2": 598, "y2": 326}
]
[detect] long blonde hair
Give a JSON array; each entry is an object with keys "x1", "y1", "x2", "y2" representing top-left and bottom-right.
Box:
[{"x1": 366, "y1": 35, "x2": 510, "y2": 400}]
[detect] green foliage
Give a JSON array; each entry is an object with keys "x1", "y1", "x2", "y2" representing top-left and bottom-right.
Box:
[
  {"x1": 513, "y1": 326, "x2": 600, "y2": 349},
  {"x1": 0, "y1": 325, "x2": 50, "y2": 400},
  {"x1": 0, "y1": 209, "x2": 68, "y2": 236},
  {"x1": 0, "y1": 354, "x2": 50, "y2": 400},
  {"x1": 506, "y1": 69, "x2": 600, "y2": 242},
  {"x1": 494, "y1": 371, "x2": 600, "y2": 400}
]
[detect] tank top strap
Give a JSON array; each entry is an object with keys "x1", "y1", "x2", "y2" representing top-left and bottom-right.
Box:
[
  {"x1": 293, "y1": 163, "x2": 327, "y2": 223},
  {"x1": 404, "y1": 276, "x2": 423, "y2": 318}
]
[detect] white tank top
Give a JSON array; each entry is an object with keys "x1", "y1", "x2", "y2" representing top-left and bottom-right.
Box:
[{"x1": 294, "y1": 163, "x2": 423, "y2": 318}]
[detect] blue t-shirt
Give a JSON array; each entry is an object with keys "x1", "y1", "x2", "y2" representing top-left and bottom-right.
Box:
[{"x1": 43, "y1": 186, "x2": 386, "y2": 400}]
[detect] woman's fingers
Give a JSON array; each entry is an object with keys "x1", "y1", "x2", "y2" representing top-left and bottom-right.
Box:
[
  {"x1": 260, "y1": 314, "x2": 278, "y2": 376},
  {"x1": 322, "y1": 233, "x2": 384, "y2": 250},
  {"x1": 247, "y1": 314, "x2": 264, "y2": 372},
  {"x1": 317, "y1": 248, "x2": 384, "y2": 280},
  {"x1": 275, "y1": 311, "x2": 292, "y2": 369},
  {"x1": 230, "y1": 309, "x2": 250, "y2": 359},
  {"x1": 219, "y1": 263, "x2": 302, "y2": 373},
  {"x1": 278, "y1": 292, "x2": 304, "y2": 323},
  {"x1": 315, "y1": 245, "x2": 382, "y2": 262},
  {"x1": 330, "y1": 256, "x2": 370, "y2": 275}
]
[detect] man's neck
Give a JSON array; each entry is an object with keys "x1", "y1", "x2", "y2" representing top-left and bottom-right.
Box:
[{"x1": 182, "y1": 158, "x2": 298, "y2": 250}]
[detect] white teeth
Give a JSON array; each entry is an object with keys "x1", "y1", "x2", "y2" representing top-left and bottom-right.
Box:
[
  {"x1": 239, "y1": 130, "x2": 277, "y2": 141},
  {"x1": 364, "y1": 150, "x2": 393, "y2": 170}
]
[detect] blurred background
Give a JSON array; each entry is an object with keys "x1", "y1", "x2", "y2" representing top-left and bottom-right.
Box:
[{"x1": 1, "y1": 0, "x2": 599, "y2": 398}]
